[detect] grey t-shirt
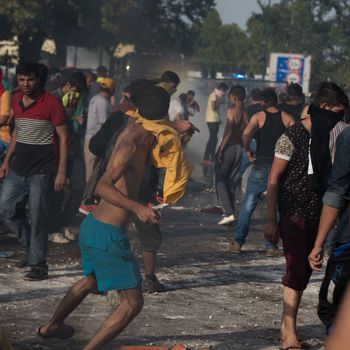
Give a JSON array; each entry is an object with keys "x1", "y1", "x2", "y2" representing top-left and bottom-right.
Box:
[{"x1": 85, "y1": 94, "x2": 112, "y2": 139}]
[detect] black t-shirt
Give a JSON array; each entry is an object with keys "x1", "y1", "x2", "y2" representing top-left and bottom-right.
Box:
[{"x1": 246, "y1": 103, "x2": 263, "y2": 120}]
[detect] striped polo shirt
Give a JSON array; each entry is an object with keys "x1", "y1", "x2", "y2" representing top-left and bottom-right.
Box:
[{"x1": 11, "y1": 90, "x2": 68, "y2": 176}]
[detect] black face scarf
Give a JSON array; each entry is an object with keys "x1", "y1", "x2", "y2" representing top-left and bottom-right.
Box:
[{"x1": 309, "y1": 103, "x2": 344, "y2": 194}]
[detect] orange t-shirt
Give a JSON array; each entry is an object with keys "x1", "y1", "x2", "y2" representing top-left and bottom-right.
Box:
[{"x1": 0, "y1": 91, "x2": 11, "y2": 143}]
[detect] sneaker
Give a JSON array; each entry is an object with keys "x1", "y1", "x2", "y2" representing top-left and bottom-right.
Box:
[
  {"x1": 229, "y1": 241, "x2": 242, "y2": 254},
  {"x1": 218, "y1": 214, "x2": 235, "y2": 225},
  {"x1": 15, "y1": 257, "x2": 29, "y2": 268},
  {"x1": 23, "y1": 267, "x2": 48, "y2": 281},
  {"x1": 63, "y1": 227, "x2": 77, "y2": 241},
  {"x1": 79, "y1": 204, "x2": 96, "y2": 215},
  {"x1": 142, "y1": 275, "x2": 166, "y2": 293},
  {"x1": 266, "y1": 248, "x2": 284, "y2": 257},
  {"x1": 48, "y1": 232, "x2": 70, "y2": 244}
]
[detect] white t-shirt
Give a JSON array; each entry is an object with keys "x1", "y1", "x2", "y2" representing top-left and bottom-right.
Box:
[{"x1": 168, "y1": 99, "x2": 184, "y2": 121}]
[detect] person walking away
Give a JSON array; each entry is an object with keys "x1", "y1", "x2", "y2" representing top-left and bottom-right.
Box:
[
  {"x1": 230, "y1": 88, "x2": 294, "y2": 255},
  {"x1": 215, "y1": 85, "x2": 248, "y2": 225},
  {"x1": 203, "y1": 82, "x2": 228, "y2": 164},
  {"x1": 278, "y1": 83, "x2": 306, "y2": 122},
  {"x1": 239, "y1": 88, "x2": 264, "y2": 194}
]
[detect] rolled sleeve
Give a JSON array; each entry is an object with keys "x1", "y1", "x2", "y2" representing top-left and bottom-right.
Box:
[
  {"x1": 323, "y1": 191, "x2": 347, "y2": 208},
  {"x1": 275, "y1": 133, "x2": 294, "y2": 161}
]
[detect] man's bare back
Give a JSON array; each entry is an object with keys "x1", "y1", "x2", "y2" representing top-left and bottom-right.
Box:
[
  {"x1": 93, "y1": 120, "x2": 160, "y2": 227},
  {"x1": 226, "y1": 105, "x2": 247, "y2": 145}
]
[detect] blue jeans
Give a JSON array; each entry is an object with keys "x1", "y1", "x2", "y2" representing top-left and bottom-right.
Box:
[
  {"x1": 239, "y1": 139, "x2": 257, "y2": 177},
  {"x1": 234, "y1": 164, "x2": 276, "y2": 249},
  {"x1": 0, "y1": 170, "x2": 51, "y2": 268}
]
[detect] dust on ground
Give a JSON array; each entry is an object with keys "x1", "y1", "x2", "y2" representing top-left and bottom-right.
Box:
[{"x1": 0, "y1": 185, "x2": 326, "y2": 350}]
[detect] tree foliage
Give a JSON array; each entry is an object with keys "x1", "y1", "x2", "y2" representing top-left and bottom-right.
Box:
[
  {"x1": 193, "y1": 0, "x2": 350, "y2": 88},
  {"x1": 192, "y1": 9, "x2": 249, "y2": 76},
  {"x1": 0, "y1": 0, "x2": 215, "y2": 63}
]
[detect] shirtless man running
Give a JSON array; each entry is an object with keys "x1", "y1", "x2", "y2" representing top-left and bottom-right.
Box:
[
  {"x1": 38, "y1": 85, "x2": 170, "y2": 350},
  {"x1": 215, "y1": 85, "x2": 248, "y2": 225}
]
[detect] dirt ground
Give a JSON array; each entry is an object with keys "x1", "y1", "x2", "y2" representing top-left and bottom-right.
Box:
[{"x1": 0, "y1": 182, "x2": 327, "y2": 350}]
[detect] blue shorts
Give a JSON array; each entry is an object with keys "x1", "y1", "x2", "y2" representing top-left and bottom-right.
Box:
[{"x1": 79, "y1": 214, "x2": 141, "y2": 292}]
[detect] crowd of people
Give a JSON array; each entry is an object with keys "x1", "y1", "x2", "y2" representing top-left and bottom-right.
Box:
[{"x1": 0, "y1": 61, "x2": 350, "y2": 350}]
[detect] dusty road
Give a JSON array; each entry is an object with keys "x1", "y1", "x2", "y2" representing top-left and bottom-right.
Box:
[{"x1": 0, "y1": 188, "x2": 326, "y2": 350}]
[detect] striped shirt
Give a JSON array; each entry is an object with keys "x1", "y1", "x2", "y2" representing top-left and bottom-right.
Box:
[{"x1": 11, "y1": 90, "x2": 68, "y2": 176}]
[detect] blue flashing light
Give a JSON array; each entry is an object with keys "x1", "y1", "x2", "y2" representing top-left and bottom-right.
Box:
[{"x1": 232, "y1": 73, "x2": 246, "y2": 79}]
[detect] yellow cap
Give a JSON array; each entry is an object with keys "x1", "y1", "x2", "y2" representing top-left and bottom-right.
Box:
[{"x1": 99, "y1": 77, "x2": 115, "y2": 91}]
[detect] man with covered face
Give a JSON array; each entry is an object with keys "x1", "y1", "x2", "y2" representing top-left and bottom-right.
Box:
[{"x1": 265, "y1": 82, "x2": 349, "y2": 350}]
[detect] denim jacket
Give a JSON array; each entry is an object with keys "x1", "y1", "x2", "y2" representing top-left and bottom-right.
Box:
[{"x1": 323, "y1": 126, "x2": 350, "y2": 243}]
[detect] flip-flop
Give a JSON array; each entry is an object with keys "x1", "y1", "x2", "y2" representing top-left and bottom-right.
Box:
[{"x1": 37, "y1": 324, "x2": 74, "y2": 339}]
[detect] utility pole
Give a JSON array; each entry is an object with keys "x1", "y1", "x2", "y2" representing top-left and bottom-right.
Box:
[{"x1": 262, "y1": 0, "x2": 272, "y2": 80}]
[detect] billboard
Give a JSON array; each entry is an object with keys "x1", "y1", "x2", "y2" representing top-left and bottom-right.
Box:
[{"x1": 269, "y1": 53, "x2": 312, "y2": 94}]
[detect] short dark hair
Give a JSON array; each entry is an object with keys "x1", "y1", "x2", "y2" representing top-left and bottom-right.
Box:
[
  {"x1": 217, "y1": 82, "x2": 229, "y2": 91},
  {"x1": 287, "y1": 83, "x2": 303, "y2": 100},
  {"x1": 179, "y1": 93, "x2": 188, "y2": 102},
  {"x1": 313, "y1": 82, "x2": 349, "y2": 108},
  {"x1": 129, "y1": 79, "x2": 153, "y2": 107},
  {"x1": 85, "y1": 70, "x2": 97, "y2": 83},
  {"x1": 66, "y1": 71, "x2": 87, "y2": 93},
  {"x1": 16, "y1": 61, "x2": 41, "y2": 78},
  {"x1": 229, "y1": 85, "x2": 246, "y2": 101},
  {"x1": 96, "y1": 65, "x2": 108, "y2": 77},
  {"x1": 187, "y1": 90, "x2": 195, "y2": 97},
  {"x1": 160, "y1": 71, "x2": 180, "y2": 85},
  {"x1": 278, "y1": 91, "x2": 288, "y2": 104},
  {"x1": 251, "y1": 88, "x2": 263, "y2": 101},
  {"x1": 261, "y1": 87, "x2": 278, "y2": 106},
  {"x1": 138, "y1": 86, "x2": 170, "y2": 120}
]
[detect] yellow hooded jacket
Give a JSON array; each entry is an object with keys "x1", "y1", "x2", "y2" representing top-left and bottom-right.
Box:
[{"x1": 126, "y1": 110, "x2": 192, "y2": 204}]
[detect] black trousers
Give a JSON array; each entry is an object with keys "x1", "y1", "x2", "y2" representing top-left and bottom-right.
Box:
[
  {"x1": 48, "y1": 154, "x2": 85, "y2": 232},
  {"x1": 204, "y1": 122, "x2": 219, "y2": 161}
]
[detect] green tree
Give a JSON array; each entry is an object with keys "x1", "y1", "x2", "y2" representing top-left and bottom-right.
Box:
[
  {"x1": 128, "y1": 0, "x2": 215, "y2": 55},
  {"x1": 192, "y1": 9, "x2": 249, "y2": 77},
  {"x1": 0, "y1": 0, "x2": 138, "y2": 63},
  {"x1": 246, "y1": 0, "x2": 350, "y2": 88},
  {"x1": 0, "y1": 0, "x2": 215, "y2": 64}
]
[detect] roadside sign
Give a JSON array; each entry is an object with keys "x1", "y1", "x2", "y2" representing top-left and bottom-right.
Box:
[{"x1": 269, "y1": 53, "x2": 312, "y2": 94}]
